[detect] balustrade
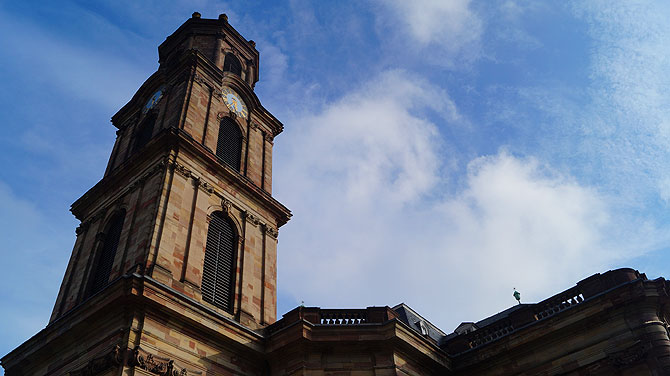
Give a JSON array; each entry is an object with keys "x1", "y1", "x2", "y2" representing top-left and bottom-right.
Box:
[
  {"x1": 319, "y1": 309, "x2": 367, "y2": 325},
  {"x1": 533, "y1": 287, "x2": 584, "y2": 321}
]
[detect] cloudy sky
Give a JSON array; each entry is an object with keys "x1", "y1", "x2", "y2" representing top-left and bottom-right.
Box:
[{"x1": 1, "y1": 0, "x2": 670, "y2": 361}]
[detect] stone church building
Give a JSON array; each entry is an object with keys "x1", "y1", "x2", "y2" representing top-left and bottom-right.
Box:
[{"x1": 3, "y1": 13, "x2": 670, "y2": 376}]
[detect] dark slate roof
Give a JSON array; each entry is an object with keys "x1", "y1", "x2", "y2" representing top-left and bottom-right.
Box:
[
  {"x1": 392, "y1": 303, "x2": 446, "y2": 343},
  {"x1": 474, "y1": 303, "x2": 530, "y2": 328}
]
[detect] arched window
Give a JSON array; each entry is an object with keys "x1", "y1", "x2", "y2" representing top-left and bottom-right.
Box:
[
  {"x1": 201, "y1": 211, "x2": 237, "y2": 312},
  {"x1": 134, "y1": 112, "x2": 157, "y2": 152},
  {"x1": 223, "y1": 53, "x2": 242, "y2": 76},
  {"x1": 216, "y1": 117, "x2": 242, "y2": 171},
  {"x1": 89, "y1": 210, "x2": 125, "y2": 296}
]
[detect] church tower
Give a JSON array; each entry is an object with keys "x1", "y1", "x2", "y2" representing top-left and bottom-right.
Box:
[
  {"x1": 2, "y1": 13, "x2": 290, "y2": 375},
  {"x1": 8, "y1": 11, "x2": 669, "y2": 376}
]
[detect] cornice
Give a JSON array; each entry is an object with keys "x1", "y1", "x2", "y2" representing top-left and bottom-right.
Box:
[
  {"x1": 170, "y1": 129, "x2": 290, "y2": 226},
  {"x1": 0, "y1": 272, "x2": 266, "y2": 373},
  {"x1": 70, "y1": 128, "x2": 291, "y2": 226},
  {"x1": 141, "y1": 274, "x2": 265, "y2": 344},
  {"x1": 264, "y1": 318, "x2": 450, "y2": 370}
]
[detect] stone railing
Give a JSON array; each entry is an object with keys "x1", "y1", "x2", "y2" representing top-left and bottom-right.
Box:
[
  {"x1": 443, "y1": 268, "x2": 645, "y2": 355},
  {"x1": 266, "y1": 306, "x2": 399, "y2": 336},
  {"x1": 447, "y1": 286, "x2": 586, "y2": 352},
  {"x1": 319, "y1": 309, "x2": 368, "y2": 325},
  {"x1": 466, "y1": 319, "x2": 515, "y2": 349},
  {"x1": 533, "y1": 287, "x2": 584, "y2": 321}
]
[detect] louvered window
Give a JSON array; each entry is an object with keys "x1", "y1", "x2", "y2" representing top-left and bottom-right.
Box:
[
  {"x1": 223, "y1": 53, "x2": 242, "y2": 76},
  {"x1": 134, "y1": 112, "x2": 157, "y2": 152},
  {"x1": 216, "y1": 117, "x2": 242, "y2": 171},
  {"x1": 89, "y1": 211, "x2": 125, "y2": 295},
  {"x1": 201, "y1": 211, "x2": 236, "y2": 312}
]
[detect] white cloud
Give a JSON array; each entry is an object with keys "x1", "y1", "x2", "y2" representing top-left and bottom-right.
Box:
[
  {"x1": 373, "y1": 0, "x2": 483, "y2": 67},
  {"x1": 431, "y1": 152, "x2": 611, "y2": 321},
  {"x1": 257, "y1": 41, "x2": 290, "y2": 92},
  {"x1": 274, "y1": 71, "x2": 623, "y2": 330},
  {"x1": 569, "y1": 2, "x2": 670, "y2": 206},
  {"x1": 278, "y1": 70, "x2": 457, "y2": 207}
]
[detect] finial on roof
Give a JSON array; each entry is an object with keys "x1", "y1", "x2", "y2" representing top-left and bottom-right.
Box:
[
  {"x1": 513, "y1": 288, "x2": 521, "y2": 304},
  {"x1": 219, "y1": 13, "x2": 228, "y2": 22},
  {"x1": 248, "y1": 40, "x2": 256, "y2": 47},
  {"x1": 192, "y1": 12, "x2": 201, "y2": 19}
]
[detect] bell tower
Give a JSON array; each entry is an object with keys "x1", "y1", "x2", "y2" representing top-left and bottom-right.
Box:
[{"x1": 2, "y1": 13, "x2": 290, "y2": 376}]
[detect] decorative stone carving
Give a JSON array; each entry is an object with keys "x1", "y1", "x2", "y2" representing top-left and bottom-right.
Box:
[
  {"x1": 156, "y1": 156, "x2": 170, "y2": 172},
  {"x1": 172, "y1": 162, "x2": 193, "y2": 179},
  {"x1": 69, "y1": 345, "x2": 122, "y2": 376},
  {"x1": 245, "y1": 213, "x2": 261, "y2": 226},
  {"x1": 199, "y1": 181, "x2": 214, "y2": 195},
  {"x1": 125, "y1": 158, "x2": 169, "y2": 195},
  {"x1": 163, "y1": 157, "x2": 216, "y2": 196},
  {"x1": 191, "y1": 176, "x2": 201, "y2": 188},
  {"x1": 250, "y1": 122, "x2": 259, "y2": 131},
  {"x1": 193, "y1": 73, "x2": 207, "y2": 86},
  {"x1": 130, "y1": 346, "x2": 200, "y2": 376},
  {"x1": 266, "y1": 226, "x2": 279, "y2": 239},
  {"x1": 75, "y1": 221, "x2": 90, "y2": 235},
  {"x1": 607, "y1": 340, "x2": 651, "y2": 369},
  {"x1": 221, "y1": 197, "x2": 233, "y2": 213}
]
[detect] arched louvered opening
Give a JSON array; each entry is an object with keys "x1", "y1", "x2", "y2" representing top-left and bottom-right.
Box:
[
  {"x1": 134, "y1": 112, "x2": 157, "y2": 152},
  {"x1": 223, "y1": 53, "x2": 242, "y2": 76},
  {"x1": 88, "y1": 210, "x2": 125, "y2": 296},
  {"x1": 216, "y1": 117, "x2": 242, "y2": 171},
  {"x1": 201, "y1": 211, "x2": 237, "y2": 313}
]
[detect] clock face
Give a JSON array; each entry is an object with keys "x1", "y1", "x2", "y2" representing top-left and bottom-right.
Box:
[
  {"x1": 222, "y1": 87, "x2": 248, "y2": 118},
  {"x1": 143, "y1": 87, "x2": 164, "y2": 113}
]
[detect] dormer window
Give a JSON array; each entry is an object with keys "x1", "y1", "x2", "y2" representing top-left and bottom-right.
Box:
[
  {"x1": 416, "y1": 320, "x2": 429, "y2": 336},
  {"x1": 223, "y1": 52, "x2": 242, "y2": 76}
]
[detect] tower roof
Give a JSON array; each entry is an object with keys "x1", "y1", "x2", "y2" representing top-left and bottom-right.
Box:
[{"x1": 158, "y1": 12, "x2": 260, "y2": 85}]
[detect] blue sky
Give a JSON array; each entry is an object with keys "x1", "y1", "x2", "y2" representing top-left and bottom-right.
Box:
[{"x1": 2, "y1": 0, "x2": 670, "y2": 363}]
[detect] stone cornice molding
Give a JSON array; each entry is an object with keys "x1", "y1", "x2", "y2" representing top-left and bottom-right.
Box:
[{"x1": 71, "y1": 129, "x2": 291, "y2": 225}]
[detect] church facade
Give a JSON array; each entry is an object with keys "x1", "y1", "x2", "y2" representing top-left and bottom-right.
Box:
[{"x1": 3, "y1": 14, "x2": 670, "y2": 376}]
